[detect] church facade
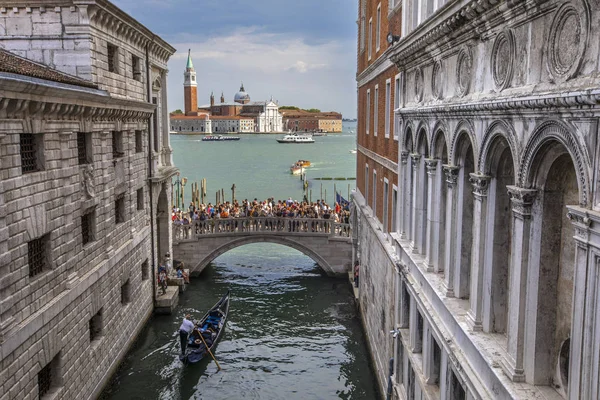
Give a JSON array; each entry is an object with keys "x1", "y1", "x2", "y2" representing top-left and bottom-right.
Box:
[{"x1": 170, "y1": 52, "x2": 283, "y2": 134}]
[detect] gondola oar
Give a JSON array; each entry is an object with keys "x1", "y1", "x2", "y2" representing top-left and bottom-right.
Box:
[{"x1": 198, "y1": 331, "x2": 222, "y2": 371}]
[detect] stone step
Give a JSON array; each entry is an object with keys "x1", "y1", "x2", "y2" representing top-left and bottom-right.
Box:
[{"x1": 155, "y1": 286, "x2": 179, "y2": 314}]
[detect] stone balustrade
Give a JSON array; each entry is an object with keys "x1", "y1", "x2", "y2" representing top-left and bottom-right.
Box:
[{"x1": 173, "y1": 217, "x2": 352, "y2": 241}]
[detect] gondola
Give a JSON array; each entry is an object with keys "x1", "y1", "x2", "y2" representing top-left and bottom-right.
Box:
[{"x1": 179, "y1": 290, "x2": 230, "y2": 364}]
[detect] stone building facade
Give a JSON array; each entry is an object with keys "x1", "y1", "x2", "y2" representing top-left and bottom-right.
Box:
[
  {"x1": 355, "y1": 0, "x2": 600, "y2": 399},
  {"x1": 0, "y1": 1, "x2": 177, "y2": 399}
]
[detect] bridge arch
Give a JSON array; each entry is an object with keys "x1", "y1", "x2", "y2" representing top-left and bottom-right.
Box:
[{"x1": 193, "y1": 235, "x2": 337, "y2": 276}]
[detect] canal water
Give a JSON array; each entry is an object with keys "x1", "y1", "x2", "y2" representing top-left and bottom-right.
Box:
[{"x1": 100, "y1": 123, "x2": 380, "y2": 399}]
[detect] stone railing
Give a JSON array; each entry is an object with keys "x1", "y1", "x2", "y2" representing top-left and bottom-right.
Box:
[{"x1": 173, "y1": 217, "x2": 352, "y2": 241}]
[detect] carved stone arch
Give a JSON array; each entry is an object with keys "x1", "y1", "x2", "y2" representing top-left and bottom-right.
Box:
[
  {"x1": 518, "y1": 120, "x2": 591, "y2": 206},
  {"x1": 403, "y1": 120, "x2": 415, "y2": 152},
  {"x1": 430, "y1": 120, "x2": 450, "y2": 160},
  {"x1": 478, "y1": 120, "x2": 520, "y2": 177},
  {"x1": 152, "y1": 77, "x2": 162, "y2": 92},
  {"x1": 450, "y1": 119, "x2": 477, "y2": 166},
  {"x1": 415, "y1": 120, "x2": 430, "y2": 156}
]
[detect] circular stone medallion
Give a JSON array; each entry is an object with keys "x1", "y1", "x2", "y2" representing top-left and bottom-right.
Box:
[
  {"x1": 414, "y1": 67, "x2": 423, "y2": 102},
  {"x1": 432, "y1": 60, "x2": 443, "y2": 99},
  {"x1": 456, "y1": 48, "x2": 471, "y2": 97},
  {"x1": 491, "y1": 30, "x2": 515, "y2": 91},
  {"x1": 547, "y1": 3, "x2": 588, "y2": 80}
]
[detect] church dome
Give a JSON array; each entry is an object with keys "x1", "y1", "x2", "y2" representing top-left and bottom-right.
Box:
[{"x1": 234, "y1": 83, "x2": 250, "y2": 104}]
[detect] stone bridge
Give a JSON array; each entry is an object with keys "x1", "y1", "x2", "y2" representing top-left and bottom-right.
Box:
[{"x1": 172, "y1": 217, "x2": 353, "y2": 277}]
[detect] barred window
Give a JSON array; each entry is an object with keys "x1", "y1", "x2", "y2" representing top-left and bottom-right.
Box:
[
  {"x1": 132, "y1": 54, "x2": 142, "y2": 81},
  {"x1": 81, "y1": 209, "x2": 95, "y2": 245},
  {"x1": 112, "y1": 131, "x2": 124, "y2": 158},
  {"x1": 137, "y1": 188, "x2": 144, "y2": 211},
  {"x1": 141, "y1": 259, "x2": 149, "y2": 280},
  {"x1": 38, "y1": 360, "x2": 52, "y2": 397},
  {"x1": 77, "y1": 132, "x2": 91, "y2": 165},
  {"x1": 121, "y1": 279, "x2": 131, "y2": 305},
  {"x1": 20, "y1": 133, "x2": 39, "y2": 173},
  {"x1": 107, "y1": 43, "x2": 118, "y2": 73},
  {"x1": 28, "y1": 235, "x2": 48, "y2": 278},
  {"x1": 115, "y1": 194, "x2": 125, "y2": 224},
  {"x1": 89, "y1": 309, "x2": 103, "y2": 342},
  {"x1": 135, "y1": 130, "x2": 143, "y2": 153}
]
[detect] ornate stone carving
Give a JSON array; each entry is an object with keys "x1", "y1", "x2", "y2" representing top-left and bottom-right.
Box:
[
  {"x1": 414, "y1": 67, "x2": 423, "y2": 102},
  {"x1": 567, "y1": 208, "x2": 592, "y2": 241},
  {"x1": 491, "y1": 29, "x2": 515, "y2": 91},
  {"x1": 410, "y1": 153, "x2": 421, "y2": 167},
  {"x1": 83, "y1": 164, "x2": 96, "y2": 198},
  {"x1": 469, "y1": 173, "x2": 491, "y2": 197},
  {"x1": 507, "y1": 186, "x2": 537, "y2": 218},
  {"x1": 425, "y1": 158, "x2": 439, "y2": 174},
  {"x1": 443, "y1": 165, "x2": 459, "y2": 187},
  {"x1": 456, "y1": 47, "x2": 472, "y2": 97},
  {"x1": 400, "y1": 151, "x2": 410, "y2": 165},
  {"x1": 432, "y1": 60, "x2": 443, "y2": 100},
  {"x1": 547, "y1": 2, "x2": 588, "y2": 81}
]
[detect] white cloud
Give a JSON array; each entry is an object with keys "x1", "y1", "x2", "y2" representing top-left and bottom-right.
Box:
[{"x1": 166, "y1": 27, "x2": 357, "y2": 116}]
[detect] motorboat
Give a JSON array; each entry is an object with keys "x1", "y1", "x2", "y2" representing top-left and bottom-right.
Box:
[
  {"x1": 349, "y1": 149, "x2": 357, "y2": 154},
  {"x1": 290, "y1": 160, "x2": 310, "y2": 175},
  {"x1": 312, "y1": 131, "x2": 327, "y2": 136},
  {"x1": 202, "y1": 135, "x2": 240, "y2": 141},
  {"x1": 276, "y1": 133, "x2": 315, "y2": 144}
]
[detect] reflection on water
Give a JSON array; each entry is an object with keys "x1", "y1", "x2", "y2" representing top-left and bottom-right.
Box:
[{"x1": 100, "y1": 244, "x2": 378, "y2": 400}]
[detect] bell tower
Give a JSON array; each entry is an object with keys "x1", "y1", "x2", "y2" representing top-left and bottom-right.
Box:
[{"x1": 183, "y1": 49, "x2": 197, "y2": 115}]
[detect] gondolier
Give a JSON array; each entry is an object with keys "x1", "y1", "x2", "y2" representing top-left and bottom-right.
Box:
[{"x1": 179, "y1": 314, "x2": 195, "y2": 355}]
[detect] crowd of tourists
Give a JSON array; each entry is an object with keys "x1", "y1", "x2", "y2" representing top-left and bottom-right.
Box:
[{"x1": 171, "y1": 197, "x2": 352, "y2": 237}]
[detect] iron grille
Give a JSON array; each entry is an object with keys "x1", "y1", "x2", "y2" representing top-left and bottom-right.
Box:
[
  {"x1": 115, "y1": 195, "x2": 125, "y2": 224},
  {"x1": 89, "y1": 310, "x2": 102, "y2": 341},
  {"x1": 107, "y1": 43, "x2": 116, "y2": 73},
  {"x1": 137, "y1": 188, "x2": 144, "y2": 210},
  {"x1": 28, "y1": 236, "x2": 46, "y2": 277},
  {"x1": 82, "y1": 212, "x2": 92, "y2": 245},
  {"x1": 20, "y1": 133, "x2": 38, "y2": 173},
  {"x1": 38, "y1": 361, "x2": 52, "y2": 397},
  {"x1": 77, "y1": 132, "x2": 87, "y2": 165},
  {"x1": 112, "y1": 131, "x2": 123, "y2": 158},
  {"x1": 135, "y1": 130, "x2": 143, "y2": 153}
]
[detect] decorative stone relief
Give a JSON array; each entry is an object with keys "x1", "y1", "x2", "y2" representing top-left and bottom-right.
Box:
[
  {"x1": 443, "y1": 165, "x2": 459, "y2": 187},
  {"x1": 432, "y1": 60, "x2": 443, "y2": 100},
  {"x1": 567, "y1": 208, "x2": 592, "y2": 241},
  {"x1": 507, "y1": 186, "x2": 537, "y2": 218},
  {"x1": 547, "y1": 2, "x2": 589, "y2": 81},
  {"x1": 456, "y1": 47, "x2": 472, "y2": 97},
  {"x1": 469, "y1": 173, "x2": 491, "y2": 197},
  {"x1": 410, "y1": 153, "x2": 421, "y2": 167},
  {"x1": 491, "y1": 29, "x2": 515, "y2": 91},
  {"x1": 414, "y1": 67, "x2": 423, "y2": 102},
  {"x1": 401, "y1": 151, "x2": 410, "y2": 164},
  {"x1": 425, "y1": 158, "x2": 438, "y2": 174},
  {"x1": 83, "y1": 164, "x2": 96, "y2": 198}
]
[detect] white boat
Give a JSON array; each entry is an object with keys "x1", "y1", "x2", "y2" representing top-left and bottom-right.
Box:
[
  {"x1": 312, "y1": 131, "x2": 327, "y2": 136},
  {"x1": 276, "y1": 133, "x2": 315, "y2": 144},
  {"x1": 349, "y1": 148, "x2": 357, "y2": 154}
]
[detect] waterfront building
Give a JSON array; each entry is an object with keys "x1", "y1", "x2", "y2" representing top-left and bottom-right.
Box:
[
  {"x1": 281, "y1": 109, "x2": 343, "y2": 133},
  {"x1": 354, "y1": 0, "x2": 600, "y2": 399},
  {"x1": 0, "y1": 2, "x2": 177, "y2": 399},
  {"x1": 172, "y1": 52, "x2": 283, "y2": 133}
]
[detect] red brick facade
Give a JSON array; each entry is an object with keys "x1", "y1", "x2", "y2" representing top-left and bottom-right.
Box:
[
  {"x1": 356, "y1": 0, "x2": 401, "y2": 230},
  {"x1": 184, "y1": 85, "x2": 197, "y2": 116}
]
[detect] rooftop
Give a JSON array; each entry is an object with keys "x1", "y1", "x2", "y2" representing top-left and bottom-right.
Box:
[{"x1": 0, "y1": 48, "x2": 98, "y2": 89}]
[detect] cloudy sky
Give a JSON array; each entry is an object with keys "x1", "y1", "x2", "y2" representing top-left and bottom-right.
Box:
[{"x1": 113, "y1": 0, "x2": 359, "y2": 118}]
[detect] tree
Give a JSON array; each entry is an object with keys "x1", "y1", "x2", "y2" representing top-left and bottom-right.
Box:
[
  {"x1": 279, "y1": 106, "x2": 300, "y2": 110},
  {"x1": 171, "y1": 109, "x2": 183, "y2": 115},
  {"x1": 305, "y1": 108, "x2": 321, "y2": 113}
]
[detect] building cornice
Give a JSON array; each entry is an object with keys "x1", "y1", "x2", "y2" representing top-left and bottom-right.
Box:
[
  {"x1": 397, "y1": 88, "x2": 600, "y2": 118},
  {"x1": 357, "y1": 53, "x2": 395, "y2": 88},
  {"x1": 358, "y1": 144, "x2": 398, "y2": 174},
  {"x1": 388, "y1": 0, "x2": 551, "y2": 71},
  {"x1": 0, "y1": 73, "x2": 155, "y2": 122}
]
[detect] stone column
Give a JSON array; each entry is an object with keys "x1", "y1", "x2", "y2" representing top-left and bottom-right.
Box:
[
  {"x1": 439, "y1": 348, "x2": 450, "y2": 400},
  {"x1": 442, "y1": 165, "x2": 459, "y2": 296},
  {"x1": 409, "y1": 298, "x2": 421, "y2": 352},
  {"x1": 466, "y1": 173, "x2": 491, "y2": 331},
  {"x1": 400, "y1": 151, "x2": 410, "y2": 240},
  {"x1": 424, "y1": 158, "x2": 439, "y2": 271},
  {"x1": 410, "y1": 153, "x2": 422, "y2": 253},
  {"x1": 501, "y1": 186, "x2": 536, "y2": 382},
  {"x1": 566, "y1": 206, "x2": 599, "y2": 399},
  {"x1": 422, "y1": 319, "x2": 435, "y2": 384}
]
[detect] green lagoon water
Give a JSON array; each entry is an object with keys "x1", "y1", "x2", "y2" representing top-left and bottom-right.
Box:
[{"x1": 100, "y1": 123, "x2": 380, "y2": 400}]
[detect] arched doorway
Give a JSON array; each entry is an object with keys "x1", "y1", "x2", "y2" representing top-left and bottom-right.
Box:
[{"x1": 156, "y1": 186, "x2": 170, "y2": 264}]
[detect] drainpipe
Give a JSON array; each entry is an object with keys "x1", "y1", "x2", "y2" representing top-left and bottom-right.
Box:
[
  {"x1": 386, "y1": 357, "x2": 394, "y2": 400},
  {"x1": 146, "y1": 36, "x2": 157, "y2": 305}
]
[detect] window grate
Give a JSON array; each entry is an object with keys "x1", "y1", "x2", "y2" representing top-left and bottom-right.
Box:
[
  {"x1": 77, "y1": 132, "x2": 87, "y2": 165},
  {"x1": 112, "y1": 131, "x2": 123, "y2": 158},
  {"x1": 107, "y1": 43, "x2": 117, "y2": 73},
  {"x1": 38, "y1": 361, "x2": 52, "y2": 397},
  {"x1": 81, "y1": 211, "x2": 92, "y2": 245},
  {"x1": 137, "y1": 188, "x2": 144, "y2": 210},
  {"x1": 89, "y1": 309, "x2": 102, "y2": 342},
  {"x1": 28, "y1": 236, "x2": 46, "y2": 277},
  {"x1": 135, "y1": 130, "x2": 143, "y2": 153},
  {"x1": 115, "y1": 194, "x2": 125, "y2": 224},
  {"x1": 20, "y1": 133, "x2": 38, "y2": 173}
]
